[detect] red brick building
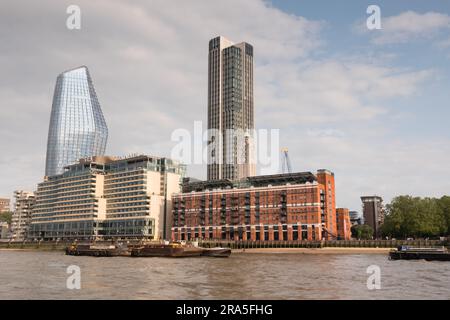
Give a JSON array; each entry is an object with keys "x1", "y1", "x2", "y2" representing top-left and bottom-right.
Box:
[
  {"x1": 336, "y1": 208, "x2": 351, "y2": 240},
  {"x1": 171, "y1": 170, "x2": 337, "y2": 242}
]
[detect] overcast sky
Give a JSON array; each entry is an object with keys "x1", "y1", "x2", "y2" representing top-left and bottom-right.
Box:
[{"x1": 1, "y1": 0, "x2": 450, "y2": 212}]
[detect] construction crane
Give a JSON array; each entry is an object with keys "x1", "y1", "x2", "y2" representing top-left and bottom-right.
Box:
[{"x1": 281, "y1": 148, "x2": 292, "y2": 174}]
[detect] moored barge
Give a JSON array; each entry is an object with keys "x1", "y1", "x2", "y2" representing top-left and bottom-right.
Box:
[
  {"x1": 65, "y1": 243, "x2": 131, "y2": 257},
  {"x1": 66, "y1": 241, "x2": 232, "y2": 258},
  {"x1": 389, "y1": 246, "x2": 450, "y2": 261},
  {"x1": 131, "y1": 242, "x2": 204, "y2": 257}
]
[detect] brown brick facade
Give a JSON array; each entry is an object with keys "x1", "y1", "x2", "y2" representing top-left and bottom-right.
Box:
[
  {"x1": 171, "y1": 171, "x2": 337, "y2": 242},
  {"x1": 336, "y1": 208, "x2": 351, "y2": 240},
  {"x1": 316, "y1": 169, "x2": 337, "y2": 239}
]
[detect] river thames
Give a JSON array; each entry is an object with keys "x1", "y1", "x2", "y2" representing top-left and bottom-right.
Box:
[{"x1": 1, "y1": 250, "x2": 449, "y2": 299}]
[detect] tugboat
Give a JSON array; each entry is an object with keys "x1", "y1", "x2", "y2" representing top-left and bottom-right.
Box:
[
  {"x1": 65, "y1": 242, "x2": 131, "y2": 257},
  {"x1": 389, "y1": 246, "x2": 450, "y2": 261}
]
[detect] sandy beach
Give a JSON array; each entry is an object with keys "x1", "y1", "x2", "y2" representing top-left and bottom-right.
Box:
[{"x1": 232, "y1": 247, "x2": 391, "y2": 254}]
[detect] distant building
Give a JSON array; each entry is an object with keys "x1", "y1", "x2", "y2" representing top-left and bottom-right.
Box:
[
  {"x1": 336, "y1": 208, "x2": 351, "y2": 240},
  {"x1": 0, "y1": 197, "x2": 11, "y2": 239},
  {"x1": 361, "y1": 196, "x2": 384, "y2": 238},
  {"x1": 10, "y1": 191, "x2": 35, "y2": 240},
  {"x1": 29, "y1": 155, "x2": 185, "y2": 241},
  {"x1": 171, "y1": 170, "x2": 337, "y2": 242},
  {"x1": 0, "y1": 222, "x2": 9, "y2": 239},
  {"x1": 0, "y1": 197, "x2": 10, "y2": 213},
  {"x1": 45, "y1": 66, "x2": 108, "y2": 177},
  {"x1": 349, "y1": 210, "x2": 363, "y2": 225}
]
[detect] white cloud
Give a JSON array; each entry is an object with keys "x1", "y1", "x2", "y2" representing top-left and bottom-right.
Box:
[
  {"x1": 306, "y1": 129, "x2": 345, "y2": 138},
  {"x1": 437, "y1": 37, "x2": 450, "y2": 49},
  {"x1": 360, "y1": 11, "x2": 450, "y2": 45},
  {"x1": 0, "y1": 1, "x2": 445, "y2": 212},
  {"x1": 256, "y1": 60, "x2": 432, "y2": 127},
  {"x1": 281, "y1": 129, "x2": 450, "y2": 209},
  {"x1": 0, "y1": 0, "x2": 323, "y2": 198}
]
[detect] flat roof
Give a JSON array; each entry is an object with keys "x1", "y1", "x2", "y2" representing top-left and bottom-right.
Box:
[{"x1": 182, "y1": 172, "x2": 317, "y2": 193}]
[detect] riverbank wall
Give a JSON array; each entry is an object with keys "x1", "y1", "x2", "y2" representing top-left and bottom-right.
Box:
[
  {"x1": 0, "y1": 239, "x2": 445, "y2": 251},
  {"x1": 198, "y1": 239, "x2": 445, "y2": 249},
  {"x1": 0, "y1": 241, "x2": 69, "y2": 251},
  {"x1": 231, "y1": 247, "x2": 392, "y2": 254}
]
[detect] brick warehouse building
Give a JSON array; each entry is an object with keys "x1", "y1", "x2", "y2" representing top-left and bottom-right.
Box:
[
  {"x1": 336, "y1": 208, "x2": 351, "y2": 240},
  {"x1": 171, "y1": 170, "x2": 337, "y2": 242}
]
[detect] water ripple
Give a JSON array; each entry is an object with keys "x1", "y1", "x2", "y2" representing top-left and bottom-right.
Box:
[{"x1": 1, "y1": 251, "x2": 450, "y2": 299}]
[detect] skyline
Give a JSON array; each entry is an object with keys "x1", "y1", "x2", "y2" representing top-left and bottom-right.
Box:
[{"x1": 1, "y1": 0, "x2": 450, "y2": 212}]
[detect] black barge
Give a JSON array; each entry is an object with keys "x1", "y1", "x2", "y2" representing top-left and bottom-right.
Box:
[
  {"x1": 389, "y1": 246, "x2": 450, "y2": 261},
  {"x1": 65, "y1": 243, "x2": 131, "y2": 257},
  {"x1": 65, "y1": 241, "x2": 231, "y2": 258}
]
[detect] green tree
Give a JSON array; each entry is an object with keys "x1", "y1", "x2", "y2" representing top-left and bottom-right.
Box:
[
  {"x1": 438, "y1": 196, "x2": 450, "y2": 235},
  {"x1": 0, "y1": 211, "x2": 13, "y2": 224},
  {"x1": 382, "y1": 195, "x2": 447, "y2": 239},
  {"x1": 351, "y1": 224, "x2": 374, "y2": 240}
]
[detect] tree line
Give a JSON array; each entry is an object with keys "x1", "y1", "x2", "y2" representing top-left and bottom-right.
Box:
[{"x1": 381, "y1": 195, "x2": 450, "y2": 239}]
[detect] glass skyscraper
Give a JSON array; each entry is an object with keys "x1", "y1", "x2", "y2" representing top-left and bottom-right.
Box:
[
  {"x1": 207, "y1": 36, "x2": 255, "y2": 181},
  {"x1": 45, "y1": 66, "x2": 108, "y2": 176}
]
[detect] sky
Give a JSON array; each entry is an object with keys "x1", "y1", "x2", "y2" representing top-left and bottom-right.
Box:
[{"x1": 1, "y1": 0, "x2": 450, "y2": 212}]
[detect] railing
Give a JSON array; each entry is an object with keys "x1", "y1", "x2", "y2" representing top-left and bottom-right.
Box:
[
  {"x1": 0, "y1": 238, "x2": 151, "y2": 250},
  {"x1": 0, "y1": 239, "x2": 446, "y2": 250},
  {"x1": 322, "y1": 239, "x2": 443, "y2": 248},
  {"x1": 197, "y1": 239, "x2": 445, "y2": 249},
  {"x1": 198, "y1": 240, "x2": 322, "y2": 249}
]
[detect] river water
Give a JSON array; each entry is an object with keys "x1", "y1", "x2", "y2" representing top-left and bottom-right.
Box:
[{"x1": 0, "y1": 250, "x2": 449, "y2": 299}]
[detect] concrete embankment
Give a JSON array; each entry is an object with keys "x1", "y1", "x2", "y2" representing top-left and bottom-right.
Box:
[
  {"x1": 0, "y1": 245, "x2": 391, "y2": 255},
  {"x1": 1, "y1": 239, "x2": 445, "y2": 254},
  {"x1": 232, "y1": 247, "x2": 391, "y2": 254},
  {"x1": 0, "y1": 242, "x2": 67, "y2": 251}
]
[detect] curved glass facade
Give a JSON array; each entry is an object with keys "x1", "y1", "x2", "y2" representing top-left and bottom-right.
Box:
[{"x1": 45, "y1": 66, "x2": 108, "y2": 176}]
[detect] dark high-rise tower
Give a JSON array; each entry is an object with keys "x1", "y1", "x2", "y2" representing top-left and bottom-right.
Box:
[
  {"x1": 361, "y1": 196, "x2": 384, "y2": 238},
  {"x1": 45, "y1": 66, "x2": 108, "y2": 176},
  {"x1": 207, "y1": 36, "x2": 255, "y2": 181}
]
